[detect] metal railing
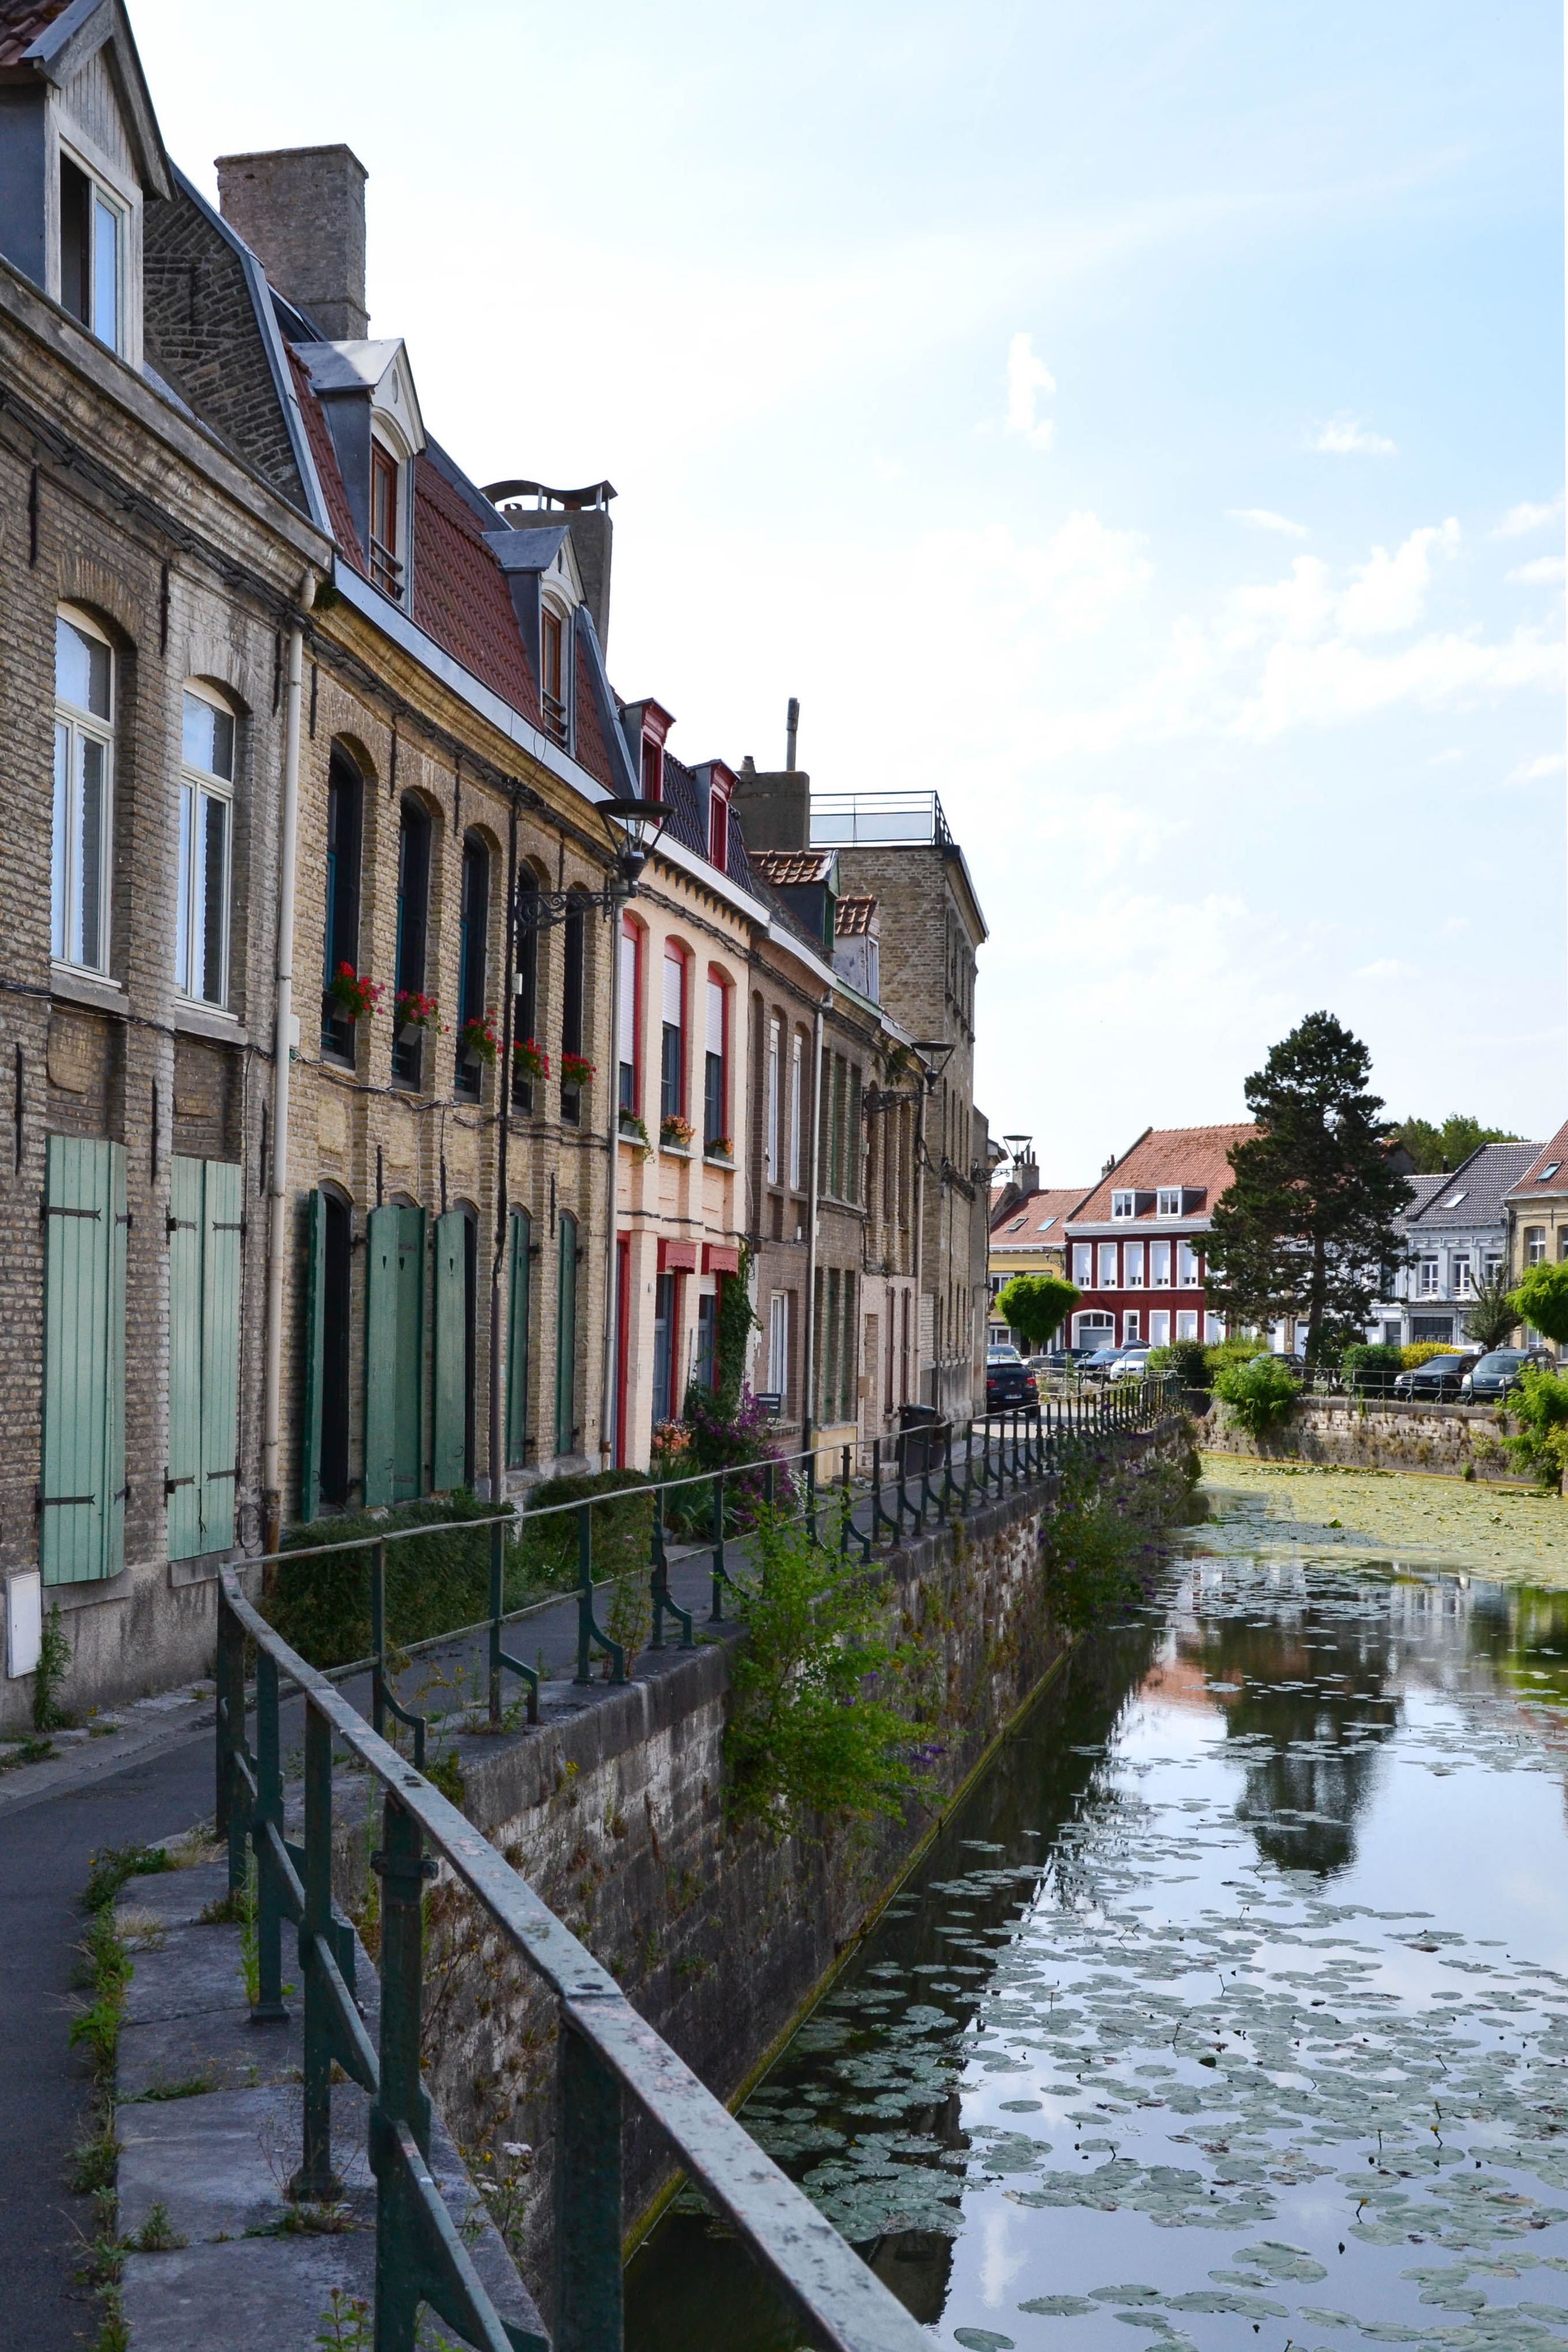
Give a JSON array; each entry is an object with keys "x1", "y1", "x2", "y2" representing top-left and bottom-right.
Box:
[
  {"x1": 808, "y1": 789, "x2": 953, "y2": 849},
  {"x1": 214, "y1": 1380, "x2": 1175, "y2": 2350}
]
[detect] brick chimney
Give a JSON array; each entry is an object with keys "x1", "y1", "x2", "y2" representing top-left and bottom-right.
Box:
[{"x1": 216, "y1": 145, "x2": 369, "y2": 340}]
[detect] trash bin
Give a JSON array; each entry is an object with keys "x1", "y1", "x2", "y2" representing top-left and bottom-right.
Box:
[{"x1": 897, "y1": 1402, "x2": 945, "y2": 1475}]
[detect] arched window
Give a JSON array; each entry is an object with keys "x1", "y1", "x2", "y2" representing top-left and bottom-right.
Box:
[
  {"x1": 507, "y1": 1209, "x2": 532, "y2": 1467},
  {"x1": 661, "y1": 942, "x2": 687, "y2": 1126},
  {"x1": 455, "y1": 832, "x2": 490, "y2": 1099},
  {"x1": 555, "y1": 1210, "x2": 578, "y2": 1457},
  {"x1": 176, "y1": 684, "x2": 236, "y2": 1007},
  {"x1": 52, "y1": 607, "x2": 113, "y2": 972},
  {"x1": 513, "y1": 870, "x2": 541, "y2": 1111},
  {"x1": 391, "y1": 795, "x2": 431, "y2": 1088},
  {"x1": 321, "y1": 748, "x2": 363, "y2": 1061}
]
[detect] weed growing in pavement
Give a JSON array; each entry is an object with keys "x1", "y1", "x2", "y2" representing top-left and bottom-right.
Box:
[{"x1": 33, "y1": 1599, "x2": 73, "y2": 1729}]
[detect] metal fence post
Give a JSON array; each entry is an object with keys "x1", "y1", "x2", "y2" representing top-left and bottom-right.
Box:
[
  {"x1": 371, "y1": 1537, "x2": 388, "y2": 1741},
  {"x1": 650, "y1": 1484, "x2": 694, "y2": 1653},
  {"x1": 252, "y1": 1647, "x2": 288, "y2": 2024},
  {"x1": 710, "y1": 1469, "x2": 728, "y2": 1619},
  {"x1": 370, "y1": 1791, "x2": 435, "y2": 2352},
  {"x1": 553, "y1": 2015, "x2": 625, "y2": 2352},
  {"x1": 575, "y1": 1503, "x2": 595, "y2": 1683},
  {"x1": 487, "y1": 1520, "x2": 505, "y2": 1732},
  {"x1": 216, "y1": 1588, "x2": 247, "y2": 1892},
  {"x1": 293, "y1": 1704, "x2": 339, "y2": 2201}
]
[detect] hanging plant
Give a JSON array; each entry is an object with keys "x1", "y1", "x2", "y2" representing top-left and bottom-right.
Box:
[
  {"x1": 325, "y1": 964, "x2": 383, "y2": 1021},
  {"x1": 706, "y1": 1134, "x2": 733, "y2": 1161},
  {"x1": 512, "y1": 1036, "x2": 550, "y2": 1084},
  {"x1": 619, "y1": 1108, "x2": 652, "y2": 1161},
  {"x1": 661, "y1": 1113, "x2": 695, "y2": 1150},
  {"x1": 459, "y1": 1010, "x2": 498, "y2": 1067},
  {"x1": 560, "y1": 1051, "x2": 595, "y2": 1091},
  {"x1": 393, "y1": 988, "x2": 441, "y2": 1035}
]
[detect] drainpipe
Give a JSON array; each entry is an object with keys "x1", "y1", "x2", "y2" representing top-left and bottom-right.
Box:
[
  {"x1": 801, "y1": 993, "x2": 827, "y2": 1461},
  {"x1": 261, "y1": 570, "x2": 318, "y2": 1558},
  {"x1": 599, "y1": 887, "x2": 624, "y2": 1466},
  {"x1": 913, "y1": 1067, "x2": 929, "y2": 1411},
  {"x1": 489, "y1": 797, "x2": 518, "y2": 1503}
]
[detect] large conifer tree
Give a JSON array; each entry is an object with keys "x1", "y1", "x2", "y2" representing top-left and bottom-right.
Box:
[{"x1": 1203, "y1": 1012, "x2": 1412, "y2": 1361}]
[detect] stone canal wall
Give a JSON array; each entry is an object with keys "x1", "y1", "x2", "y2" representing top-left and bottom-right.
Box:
[
  {"x1": 1202, "y1": 1395, "x2": 1527, "y2": 1482},
  {"x1": 328, "y1": 1418, "x2": 1192, "y2": 2308}
]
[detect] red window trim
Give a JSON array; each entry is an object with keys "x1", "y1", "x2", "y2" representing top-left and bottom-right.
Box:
[
  {"x1": 620, "y1": 913, "x2": 644, "y2": 1117},
  {"x1": 662, "y1": 940, "x2": 688, "y2": 1120}
]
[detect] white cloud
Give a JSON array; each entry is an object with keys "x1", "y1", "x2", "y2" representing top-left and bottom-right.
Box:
[
  {"x1": 1506, "y1": 554, "x2": 1566, "y2": 586},
  {"x1": 1311, "y1": 413, "x2": 1397, "y2": 456},
  {"x1": 1433, "y1": 748, "x2": 1463, "y2": 764},
  {"x1": 1355, "y1": 959, "x2": 1418, "y2": 981},
  {"x1": 1495, "y1": 495, "x2": 1564, "y2": 539},
  {"x1": 1005, "y1": 331, "x2": 1056, "y2": 450},
  {"x1": 1229, "y1": 507, "x2": 1309, "y2": 538},
  {"x1": 1508, "y1": 752, "x2": 1565, "y2": 783},
  {"x1": 1336, "y1": 518, "x2": 1458, "y2": 638}
]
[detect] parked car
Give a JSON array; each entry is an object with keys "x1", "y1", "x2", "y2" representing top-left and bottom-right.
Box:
[
  {"x1": 1392, "y1": 1351, "x2": 1479, "y2": 1402},
  {"x1": 1027, "y1": 1347, "x2": 1083, "y2": 1374},
  {"x1": 1462, "y1": 1347, "x2": 1555, "y2": 1402},
  {"x1": 986, "y1": 1347, "x2": 1039, "y2": 1410},
  {"x1": 1109, "y1": 1343, "x2": 1153, "y2": 1379},
  {"x1": 1078, "y1": 1346, "x2": 1126, "y2": 1383}
]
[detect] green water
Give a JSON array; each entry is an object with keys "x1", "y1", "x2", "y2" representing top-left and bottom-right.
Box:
[{"x1": 625, "y1": 1472, "x2": 1568, "y2": 2352}]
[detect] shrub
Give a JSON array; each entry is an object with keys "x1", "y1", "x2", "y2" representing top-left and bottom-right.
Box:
[
  {"x1": 1400, "y1": 1342, "x2": 1463, "y2": 1370},
  {"x1": 1503, "y1": 1364, "x2": 1568, "y2": 1489},
  {"x1": 724, "y1": 1508, "x2": 927, "y2": 1836},
  {"x1": 1213, "y1": 1353, "x2": 1298, "y2": 1437},
  {"x1": 1342, "y1": 1341, "x2": 1404, "y2": 1396},
  {"x1": 1203, "y1": 1335, "x2": 1260, "y2": 1378},
  {"x1": 1147, "y1": 1339, "x2": 1210, "y2": 1392},
  {"x1": 514, "y1": 1470, "x2": 653, "y2": 1669},
  {"x1": 1513, "y1": 1262, "x2": 1568, "y2": 1349},
  {"x1": 266, "y1": 1491, "x2": 501, "y2": 1668}
]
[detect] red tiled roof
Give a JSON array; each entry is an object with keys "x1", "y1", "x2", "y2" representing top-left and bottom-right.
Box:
[
  {"x1": 835, "y1": 893, "x2": 877, "y2": 936},
  {"x1": 410, "y1": 455, "x2": 539, "y2": 726},
  {"x1": 1506, "y1": 1118, "x2": 1568, "y2": 1200},
  {"x1": 287, "y1": 346, "x2": 363, "y2": 571},
  {"x1": 993, "y1": 1186, "x2": 1088, "y2": 1241},
  {"x1": 1068, "y1": 1123, "x2": 1255, "y2": 1226},
  {"x1": 0, "y1": 0, "x2": 69, "y2": 67},
  {"x1": 750, "y1": 849, "x2": 835, "y2": 887}
]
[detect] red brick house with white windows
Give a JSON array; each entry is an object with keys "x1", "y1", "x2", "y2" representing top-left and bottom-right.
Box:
[{"x1": 1063, "y1": 1124, "x2": 1254, "y2": 1352}]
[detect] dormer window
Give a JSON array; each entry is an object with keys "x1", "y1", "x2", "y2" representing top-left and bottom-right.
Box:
[
  {"x1": 1157, "y1": 1188, "x2": 1182, "y2": 1217},
  {"x1": 708, "y1": 772, "x2": 730, "y2": 873},
  {"x1": 59, "y1": 154, "x2": 124, "y2": 353},
  {"x1": 641, "y1": 733, "x2": 663, "y2": 802},
  {"x1": 540, "y1": 605, "x2": 569, "y2": 748},
  {"x1": 369, "y1": 441, "x2": 403, "y2": 600},
  {"x1": 1111, "y1": 1190, "x2": 1135, "y2": 1219}
]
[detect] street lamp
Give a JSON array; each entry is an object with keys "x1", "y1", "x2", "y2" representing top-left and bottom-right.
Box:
[
  {"x1": 600, "y1": 796, "x2": 666, "y2": 889},
  {"x1": 513, "y1": 796, "x2": 667, "y2": 932}
]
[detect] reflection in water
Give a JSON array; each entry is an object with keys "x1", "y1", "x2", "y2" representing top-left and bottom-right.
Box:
[{"x1": 625, "y1": 1542, "x2": 1568, "y2": 2352}]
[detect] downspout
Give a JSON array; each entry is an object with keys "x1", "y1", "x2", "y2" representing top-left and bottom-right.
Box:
[
  {"x1": 801, "y1": 994, "x2": 827, "y2": 1460},
  {"x1": 600, "y1": 884, "x2": 624, "y2": 1465},
  {"x1": 489, "y1": 797, "x2": 518, "y2": 1502},
  {"x1": 261, "y1": 570, "x2": 318, "y2": 1557},
  {"x1": 913, "y1": 1069, "x2": 929, "y2": 1410}
]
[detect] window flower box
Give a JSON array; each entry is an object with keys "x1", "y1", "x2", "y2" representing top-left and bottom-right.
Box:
[
  {"x1": 619, "y1": 1109, "x2": 652, "y2": 1160},
  {"x1": 705, "y1": 1135, "x2": 733, "y2": 1163},
  {"x1": 660, "y1": 1113, "x2": 695, "y2": 1151},
  {"x1": 513, "y1": 1036, "x2": 550, "y2": 1085},
  {"x1": 393, "y1": 988, "x2": 442, "y2": 1036},
  {"x1": 459, "y1": 1011, "x2": 498, "y2": 1069},
  {"x1": 325, "y1": 964, "x2": 383, "y2": 1022},
  {"x1": 560, "y1": 1051, "x2": 594, "y2": 1091}
]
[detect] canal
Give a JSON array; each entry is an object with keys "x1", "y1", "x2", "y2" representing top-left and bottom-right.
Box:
[{"x1": 626, "y1": 1462, "x2": 1568, "y2": 2352}]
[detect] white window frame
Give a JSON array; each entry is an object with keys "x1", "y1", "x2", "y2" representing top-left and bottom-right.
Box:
[
  {"x1": 1451, "y1": 1252, "x2": 1472, "y2": 1297},
  {"x1": 766, "y1": 1016, "x2": 780, "y2": 1184},
  {"x1": 1123, "y1": 1311, "x2": 1141, "y2": 1343},
  {"x1": 789, "y1": 1031, "x2": 804, "y2": 1190},
  {"x1": 1205, "y1": 1312, "x2": 1225, "y2": 1344},
  {"x1": 52, "y1": 605, "x2": 115, "y2": 975},
  {"x1": 540, "y1": 593, "x2": 572, "y2": 750},
  {"x1": 56, "y1": 138, "x2": 131, "y2": 358},
  {"x1": 1156, "y1": 1187, "x2": 1181, "y2": 1217},
  {"x1": 1124, "y1": 1240, "x2": 1145, "y2": 1289},
  {"x1": 1111, "y1": 1189, "x2": 1135, "y2": 1219},
  {"x1": 175, "y1": 683, "x2": 236, "y2": 1010},
  {"x1": 768, "y1": 1291, "x2": 789, "y2": 1396},
  {"x1": 1074, "y1": 1310, "x2": 1114, "y2": 1346},
  {"x1": 1150, "y1": 1239, "x2": 1172, "y2": 1289},
  {"x1": 1177, "y1": 1241, "x2": 1200, "y2": 1285},
  {"x1": 1525, "y1": 1226, "x2": 1547, "y2": 1267},
  {"x1": 1149, "y1": 1309, "x2": 1171, "y2": 1347},
  {"x1": 1418, "y1": 1257, "x2": 1440, "y2": 1297},
  {"x1": 1097, "y1": 1241, "x2": 1118, "y2": 1289},
  {"x1": 1176, "y1": 1309, "x2": 1199, "y2": 1342},
  {"x1": 1071, "y1": 1242, "x2": 1091, "y2": 1287}
]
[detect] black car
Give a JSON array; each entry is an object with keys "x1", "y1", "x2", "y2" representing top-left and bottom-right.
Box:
[
  {"x1": 985, "y1": 1348, "x2": 1039, "y2": 1409},
  {"x1": 1464, "y1": 1347, "x2": 1555, "y2": 1402},
  {"x1": 1077, "y1": 1345, "x2": 1124, "y2": 1383},
  {"x1": 1392, "y1": 1351, "x2": 1477, "y2": 1402}
]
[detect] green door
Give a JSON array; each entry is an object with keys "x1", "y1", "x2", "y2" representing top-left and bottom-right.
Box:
[
  {"x1": 365, "y1": 1203, "x2": 425, "y2": 1506},
  {"x1": 299, "y1": 1188, "x2": 327, "y2": 1522},
  {"x1": 555, "y1": 1210, "x2": 577, "y2": 1458},
  {"x1": 41, "y1": 1135, "x2": 126, "y2": 1584},
  {"x1": 431, "y1": 1210, "x2": 467, "y2": 1494},
  {"x1": 507, "y1": 1210, "x2": 531, "y2": 1468},
  {"x1": 166, "y1": 1157, "x2": 243, "y2": 1561}
]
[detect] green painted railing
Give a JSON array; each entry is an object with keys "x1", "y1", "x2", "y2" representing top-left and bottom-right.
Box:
[{"x1": 214, "y1": 1378, "x2": 1176, "y2": 2350}]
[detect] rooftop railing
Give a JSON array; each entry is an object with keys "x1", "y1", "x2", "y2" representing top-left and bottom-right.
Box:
[
  {"x1": 215, "y1": 1381, "x2": 1175, "y2": 2350},
  {"x1": 809, "y1": 789, "x2": 953, "y2": 849}
]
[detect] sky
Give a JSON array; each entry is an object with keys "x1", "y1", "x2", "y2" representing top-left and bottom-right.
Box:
[{"x1": 133, "y1": 0, "x2": 1566, "y2": 1180}]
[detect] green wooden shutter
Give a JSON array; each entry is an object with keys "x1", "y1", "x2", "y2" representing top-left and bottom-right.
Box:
[
  {"x1": 165, "y1": 1156, "x2": 205, "y2": 1561},
  {"x1": 555, "y1": 1212, "x2": 577, "y2": 1458},
  {"x1": 431, "y1": 1210, "x2": 466, "y2": 1493},
  {"x1": 199, "y1": 1160, "x2": 242, "y2": 1552},
  {"x1": 41, "y1": 1135, "x2": 125, "y2": 1585},
  {"x1": 363, "y1": 1204, "x2": 399, "y2": 1507},
  {"x1": 393, "y1": 1205, "x2": 426, "y2": 1502},
  {"x1": 507, "y1": 1210, "x2": 531, "y2": 1468},
  {"x1": 847, "y1": 1067, "x2": 862, "y2": 1205},
  {"x1": 299, "y1": 1188, "x2": 327, "y2": 1522}
]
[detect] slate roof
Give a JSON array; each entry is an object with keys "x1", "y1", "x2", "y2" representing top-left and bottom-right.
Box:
[
  {"x1": 835, "y1": 893, "x2": 877, "y2": 936},
  {"x1": 655, "y1": 756, "x2": 756, "y2": 896},
  {"x1": 1408, "y1": 1143, "x2": 1540, "y2": 1229},
  {"x1": 1392, "y1": 1173, "x2": 1449, "y2": 1230},
  {"x1": 1506, "y1": 1120, "x2": 1568, "y2": 1202},
  {"x1": 1067, "y1": 1123, "x2": 1254, "y2": 1228},
  {"x1": 0, "y1": 0, "x2": 69, "y2": 66}
]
